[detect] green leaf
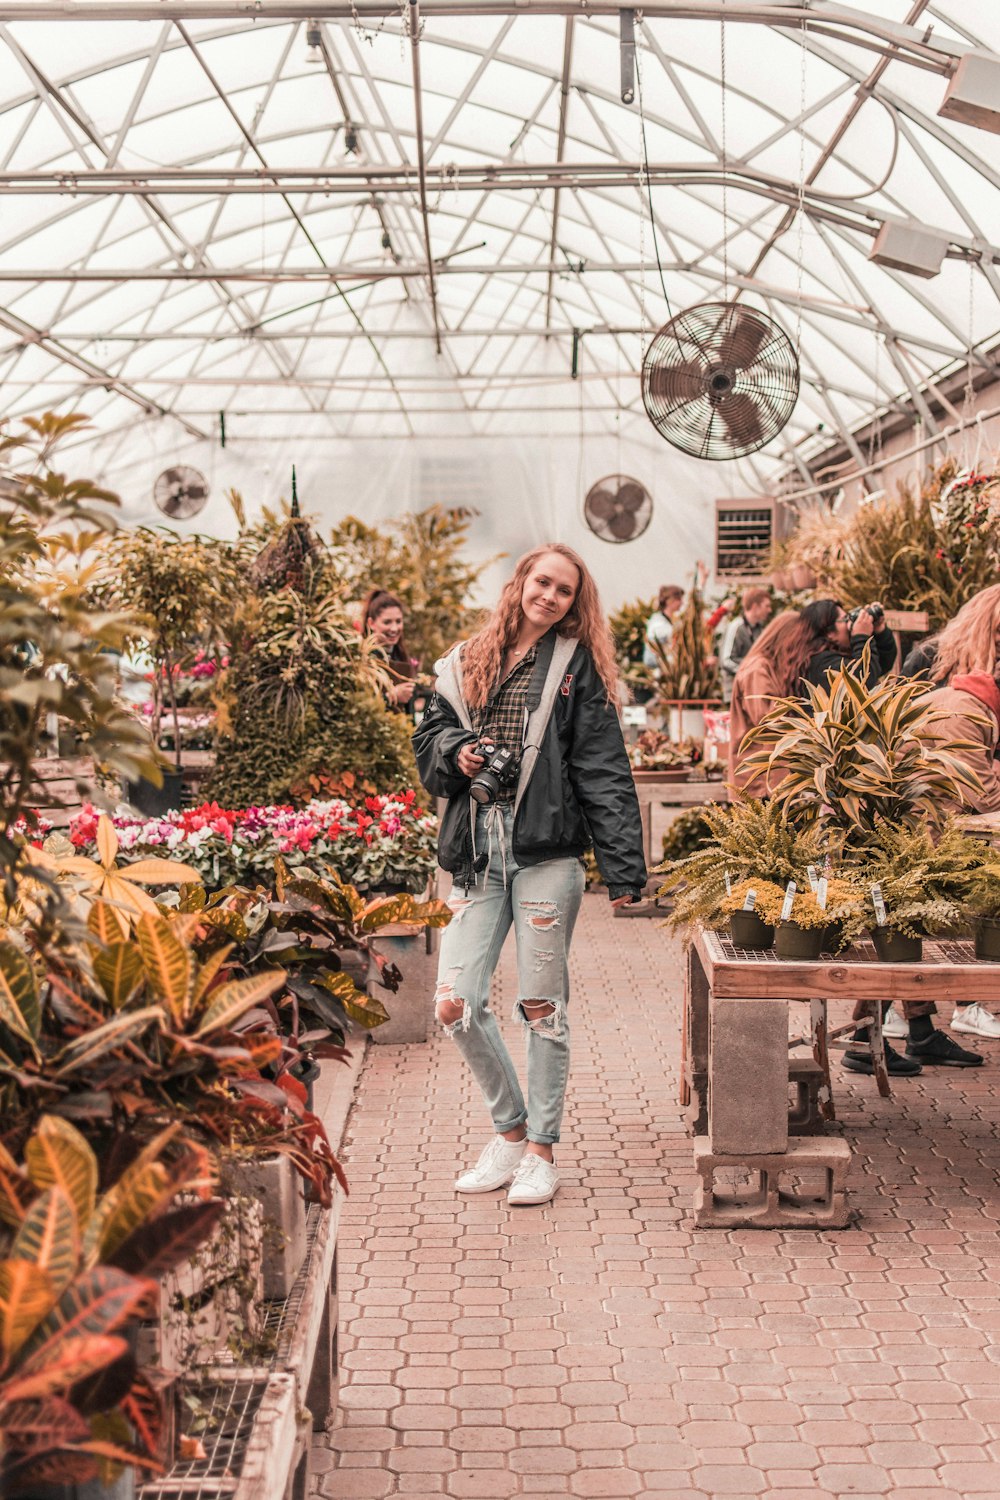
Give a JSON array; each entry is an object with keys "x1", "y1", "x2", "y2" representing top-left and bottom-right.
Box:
[
  {"x1": 194, "y1": 970, "x2": 286, "y2": 1037},
  {"x1": 92, "y1": 943, "x2": 145, "y2": 1011},
  {"x1": 134, "y1": 913, "x2": 191, "y2": 1021},
  {"x1": 24, "y1": 1118, "x2": 98, "y2": 1230},
  {"x1": 0, "y1": 942, "x2": 40, "y2": 1052},
  {"x1": 11, "y1": 1189, "x2": 79, "y2": 1302}
]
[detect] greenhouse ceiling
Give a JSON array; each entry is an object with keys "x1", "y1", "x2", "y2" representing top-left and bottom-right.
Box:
[{"x1": 0, "y1": 0, "x2": 999, "y2": 487}]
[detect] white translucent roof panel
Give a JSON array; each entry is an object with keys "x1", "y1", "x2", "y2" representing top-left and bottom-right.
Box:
[{"x1": 0, "y1": 0, "x2": 996, "y2": 492}]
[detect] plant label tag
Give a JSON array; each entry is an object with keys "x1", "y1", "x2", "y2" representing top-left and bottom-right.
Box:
[
  {"x1": 780, "y1": 880, "x2": 796, "y2": 923},
  {"x1": 817, "y1": 876, "x2": 828, "y2": 911},
  {"x1": 742, "y1": 888, "x2": 757, "y2": 912},
  {"x1": 622, "y1": 705, "x2": 647, "y2": 728},
  {"x1": 807, "y1": 865, "x2": 819, "y2": 892},
  {"x1": 871, "y1": 883, "x2": 887, "y2": 927},
  {"x1": 724, "y1": 870, "x2": 732, "y2": 896}
]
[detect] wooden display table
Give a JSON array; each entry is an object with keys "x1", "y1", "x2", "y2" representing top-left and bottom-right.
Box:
[
  {"x1": 683, "y1": 926, "x2": 1000, "y2": 1228},
  {"x1": 618, "y1": 772, "x2": 729, "y2": 916}
]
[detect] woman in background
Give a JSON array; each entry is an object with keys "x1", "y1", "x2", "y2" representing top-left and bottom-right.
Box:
[
  {"x1": 360, "y1": 588, "x2": 416, "y2": 712},
  {"x1": 728, "y1": 610, "x2": 811, "y2": 793}
]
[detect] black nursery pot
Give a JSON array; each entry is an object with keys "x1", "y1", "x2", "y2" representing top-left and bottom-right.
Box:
[
  {"x1": 871, "y1": 927, "x2": 923, "y2": 963},
  {"x1": 775, "y1": 921, "x2": 825, "y2": 960},
  {"x1": 975, "y1": 917, "x2": 1000, "y2": 961},
  {"x1": 126, "y1": 768, "x2": 185, "y2": 817},
  {"x1": 821, "y1": 920, "x2": 844, "y2": 954},
  {"x1": 729, "y1": 910, "x2": 775, "y2": 951}
]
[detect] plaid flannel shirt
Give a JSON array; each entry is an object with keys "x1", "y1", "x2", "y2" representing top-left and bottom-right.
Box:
[{"x1": 469, "y1": 645, "x2": 537, "y2": 803}]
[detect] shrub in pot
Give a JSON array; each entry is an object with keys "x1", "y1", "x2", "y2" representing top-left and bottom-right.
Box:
[
  {"x1": 854, "y1": 820, "x2": 983, "y2": 962},
  {"x1": 720, "y1": 879, "x2": 784, "y2": 950},
  {"x1": 756, "y1": 884, "x2": 837, "y2": 960},
  {"x1": 956, "y1": 855, "x2": 1000, "y2": 959}
]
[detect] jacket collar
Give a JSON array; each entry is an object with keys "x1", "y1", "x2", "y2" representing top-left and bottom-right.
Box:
[{"x1": 951, "y1": 671, "x2": 1000, "y2": 727}]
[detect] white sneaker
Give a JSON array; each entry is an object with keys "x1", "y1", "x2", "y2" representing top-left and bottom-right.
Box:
[
  {"x1": 455, "y1": 1135, "x2": 526, "y2": 1193},
  {"x1": 507, "y1": 1154, "x2": 559, "y2": 1206},
  {"x1": 881, "y1": 1005, "x2": 907, "y2": 1039},
  {"x1": 951, "y1": 1003, "x2": 1000, "y2": 1038}
]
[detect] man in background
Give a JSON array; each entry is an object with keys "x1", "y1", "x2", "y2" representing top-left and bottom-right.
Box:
[{"x1": 720, "y1": 586, "x2": 772, "y2": 704}]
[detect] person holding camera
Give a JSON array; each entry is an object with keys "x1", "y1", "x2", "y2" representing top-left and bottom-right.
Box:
[
  {"x1": 413, "y1": 544, "x2": 646, "y2": 1207},
  {"x1": 800, "y1": 598, "x2": 896, "y2": 690}
]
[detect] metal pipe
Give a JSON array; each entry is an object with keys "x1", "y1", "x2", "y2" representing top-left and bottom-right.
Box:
[
  {"x1": 409, "y1": 0, "x2": 443, "y2": 354},
  {"x1": 544, "y1": 16, "x2": 574, "y2": 333},
  {"x1": 0, "y1": 3, "x2": 963, "y2": 73}
]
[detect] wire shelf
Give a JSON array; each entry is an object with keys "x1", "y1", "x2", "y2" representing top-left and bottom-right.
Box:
[{"x1": 138, "y1": 1375, "x2": 269, "y2": 1500}]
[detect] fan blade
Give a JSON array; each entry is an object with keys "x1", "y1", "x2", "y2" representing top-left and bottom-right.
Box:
[
  {"x1": 586, "y1": 488, "x2": 618, "y2": 522},
  {"x1": 646, "y1": 360, "x2": 705, "y2": 408},
  {"x1": 617, "y1": 482, "x2": 648, "y2": 513},
  {"x1": 608, "y1": 510, "x2": 638, "y2": 540},
  {"x1": 716, "y1": 391, "x2": 764, "y2": 449},
  {"x1": 715, "y1": 314, "x2": 770, "y2": 369}
]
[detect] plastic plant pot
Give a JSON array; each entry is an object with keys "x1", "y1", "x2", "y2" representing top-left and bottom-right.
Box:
[
  {"x1": 871, "y1": 927, "x2": 922, "y2": 963},
  {"x1": 729, "y1": 910, "x2": 775, "y2": 951},
  {"x1": 775, "y1": 921, "x2": 825, "y2": 960},
  {"x1": 974, "y1": 917, "x2": 1000, "y2": 960}
]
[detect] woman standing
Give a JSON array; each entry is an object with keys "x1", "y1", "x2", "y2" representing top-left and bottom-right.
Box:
[
  {"x1": 360, "y1": 588, "x2": 416, "y2": 712},
  {"x1": 413, "y1": 545, "x2": 646, "y2": 1207},
  {"x1": 728, "y1": 610, "x2": 811, "y2": 792}
]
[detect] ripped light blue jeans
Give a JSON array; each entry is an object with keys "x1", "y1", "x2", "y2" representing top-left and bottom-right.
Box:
[{"x1": 435, "y1": 803, "x2": 585, "y2": 1146}]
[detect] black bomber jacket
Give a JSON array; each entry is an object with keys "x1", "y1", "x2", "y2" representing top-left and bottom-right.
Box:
[{"x1": 412, "y1": 629, "x2": 647, "y2": 900}]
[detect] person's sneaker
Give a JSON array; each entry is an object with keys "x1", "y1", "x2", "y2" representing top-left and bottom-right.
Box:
[
  {"x1": 906, "y1": 1030, "x2": 983, "y2": 1067},
  {"x1": 881, "y1": 1005, "x2": 907, "y2": 1039},
  {"x1": 455, "y1": 1135, "x2": 526, "y2": 1193},
  {"x1": 843, "y1": 1043, "x2": 922, "y2": 1077},
  {"x1": 951, "y1": 1003, "x2": 1000, "y2": 1038},
  {"x1": 507, "y1": 1154, "x2": 559, "y2": 1206}
]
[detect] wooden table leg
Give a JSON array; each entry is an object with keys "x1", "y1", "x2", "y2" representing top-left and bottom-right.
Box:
[
  {"x1": 810, "y1": 997, "x2": 836, "y2": 1122},
  {"x1": 684, "y1": 942, "x2": 709, "y2": 1132},
  {"x1": 870, "y1": 1000, "x2": 892, "y2": 1099}
]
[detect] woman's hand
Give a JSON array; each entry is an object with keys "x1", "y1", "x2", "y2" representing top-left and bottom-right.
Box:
[
  {"x1": 392, "y1": 680, "x2": 415, "y2": 705},
  {"x1": 851, "y1": 609, "x2": 874, "y2": 639},
  {"x1": 456, "y1": 743, "x2": 486, "y2": 778},
  {"x1": 610, "y1": 894, "x2": 636, "y2": 909}
]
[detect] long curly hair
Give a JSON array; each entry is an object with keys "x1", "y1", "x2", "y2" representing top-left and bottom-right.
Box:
[
  {"x1": 925, "y1": 583, "x2": 1000, "y2": 684},
  {"x1": 739, "y1": 609, "x2": 813, "y2": 697},
  {"x1": 461, "y1": 544, "x2": 619, "y2": 709}
]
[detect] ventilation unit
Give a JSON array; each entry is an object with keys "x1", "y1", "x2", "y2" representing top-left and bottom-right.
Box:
[
  {"x1": 869, "y1": 220, "x2": 948, "y2": 279},
  {"x1": 714, "y1": 497, "x2": 792, "y2": 581},
  {"x1": 938, "y1": 50, "x2": 1000, "y2": 136}
]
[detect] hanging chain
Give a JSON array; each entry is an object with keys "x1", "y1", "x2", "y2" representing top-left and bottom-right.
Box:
[
  {"x1": 795, "y1": 19, "x2": 806, "y2": 351},
  {"x1": 637, "y1": 24, "x2": 648, "y2": 361},
  {"x1": 720, "y1": 5, "x2": 729, "y2": 297},
  {"x1": 962, "y1": 257, "x2": 977, "y2": 469}
]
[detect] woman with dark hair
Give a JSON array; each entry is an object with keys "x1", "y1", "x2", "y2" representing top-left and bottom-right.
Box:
[
  {"x1": 360, "y1": 588, "x2": 416, "y2": 712},
  {"x1": 800, "y1": 598, "x2": 896, "y2": 689},
  {"x1": 413, "y1": 544, "x2": 646, "y2": 1207}
]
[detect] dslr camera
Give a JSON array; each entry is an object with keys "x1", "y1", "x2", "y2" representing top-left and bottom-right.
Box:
[
  {"x1": 470, "y1": 741, "x2": 518, "y2": 805},
  {"x1": 845, "y1": 601, "x2": 885, "y2": 629}
]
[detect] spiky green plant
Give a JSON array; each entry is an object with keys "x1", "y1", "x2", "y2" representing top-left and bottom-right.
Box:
[
  {"x1": 847, "y1": 819, "x2": 986, "y2": 938},
  {"x1": 739, "y1": 650, "x2": 984, "y2": 845}
]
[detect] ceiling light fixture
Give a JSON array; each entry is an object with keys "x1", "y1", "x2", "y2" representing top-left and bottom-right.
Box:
[
  {"x1": 305, "y1": 19, "x2": 323, "y2": 64},
  {"x1": 939, "y1": 50, "x2": 1000, "y2": 136},
  {"x1": 868, "y1": 219, "x2": 949, "y2": 279}
]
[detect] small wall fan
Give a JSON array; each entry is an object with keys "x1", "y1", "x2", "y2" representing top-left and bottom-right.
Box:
[
  {"x1": 584, "y1": 475, "x2": 653, "y2": 543},
  {"x1": 153, "y1": 465, "x2": 209, "y2": 519},
  {"x1": 642, "y1": 302, "x2": 799, "y2": 460}
]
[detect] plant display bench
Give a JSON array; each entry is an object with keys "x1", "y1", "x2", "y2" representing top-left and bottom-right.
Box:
[
  {"x1": 139, "y1": 1187, "x2": 343, "y2": 1500},
  {"x1": 682, "y1": 926, "x2": 1000, "y2": 1230},
  {"x1": 618, "y1": 772, "x2": 729, "y2": 917}
]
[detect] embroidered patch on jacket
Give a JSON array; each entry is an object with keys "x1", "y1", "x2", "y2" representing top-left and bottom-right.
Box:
[{"x1": 560, "y1": 673, "x2": 574, "y2": 697}]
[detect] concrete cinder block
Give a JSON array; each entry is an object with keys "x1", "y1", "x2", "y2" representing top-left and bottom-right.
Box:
[
  {"x1": 788, "y1": 1054, "x2": 826, "y2": 1135},
  {"x1": 709, "y1": 997, "x2": 789, "y2": 1156},
  {"x1": 228, "y1": 1153, "x2": 308, "y2": 1299},
  {"x1": 693, "y1": 1136, "x2": 851, "y2": 1230}
]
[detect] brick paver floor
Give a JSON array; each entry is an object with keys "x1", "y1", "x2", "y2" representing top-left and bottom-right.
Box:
[{"x1": 312, "y1": 893, "x2": 1000, "y2": 1499}]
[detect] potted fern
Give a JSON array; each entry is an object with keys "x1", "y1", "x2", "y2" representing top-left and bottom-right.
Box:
[
  {"x1": 753, "y1": 877, "x2": 864, "y2": 960},
  {"x1": 963, "y1": 857, "x2": 1000, "y2": 959},
  {"x1": 858, "y1": 821, "x2": 982, "y2": 962},
  {"x1": 721, "y1": 877, "x2": 783, "y2": 950},
  {"x1": 657, "y1": 798, "x2": 825, "y2": 937}
]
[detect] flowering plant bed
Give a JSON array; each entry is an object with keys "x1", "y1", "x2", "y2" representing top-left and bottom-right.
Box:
[{"x1": 65, "y1": 793, "x2": 439, "y2": 894}]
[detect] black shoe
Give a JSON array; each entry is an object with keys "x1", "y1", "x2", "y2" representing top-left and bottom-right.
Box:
[
  {"x1": 905, "y1": 1029, "x2": 983, "y2": 1067},
  {"x1": 843, "y1": 1042, "x2": 922, "y2": 1077}
]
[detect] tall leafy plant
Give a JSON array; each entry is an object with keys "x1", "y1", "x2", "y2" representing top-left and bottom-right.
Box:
[
  {"x1": 0, "y1": 413, "x2": 158, "y2": 885},
  {"x1": 327, "y1": 505, "x2": 500, "y2": 669},
  {"x1": 740, "y1": 652, "x2": 984, "y2": 843}
]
